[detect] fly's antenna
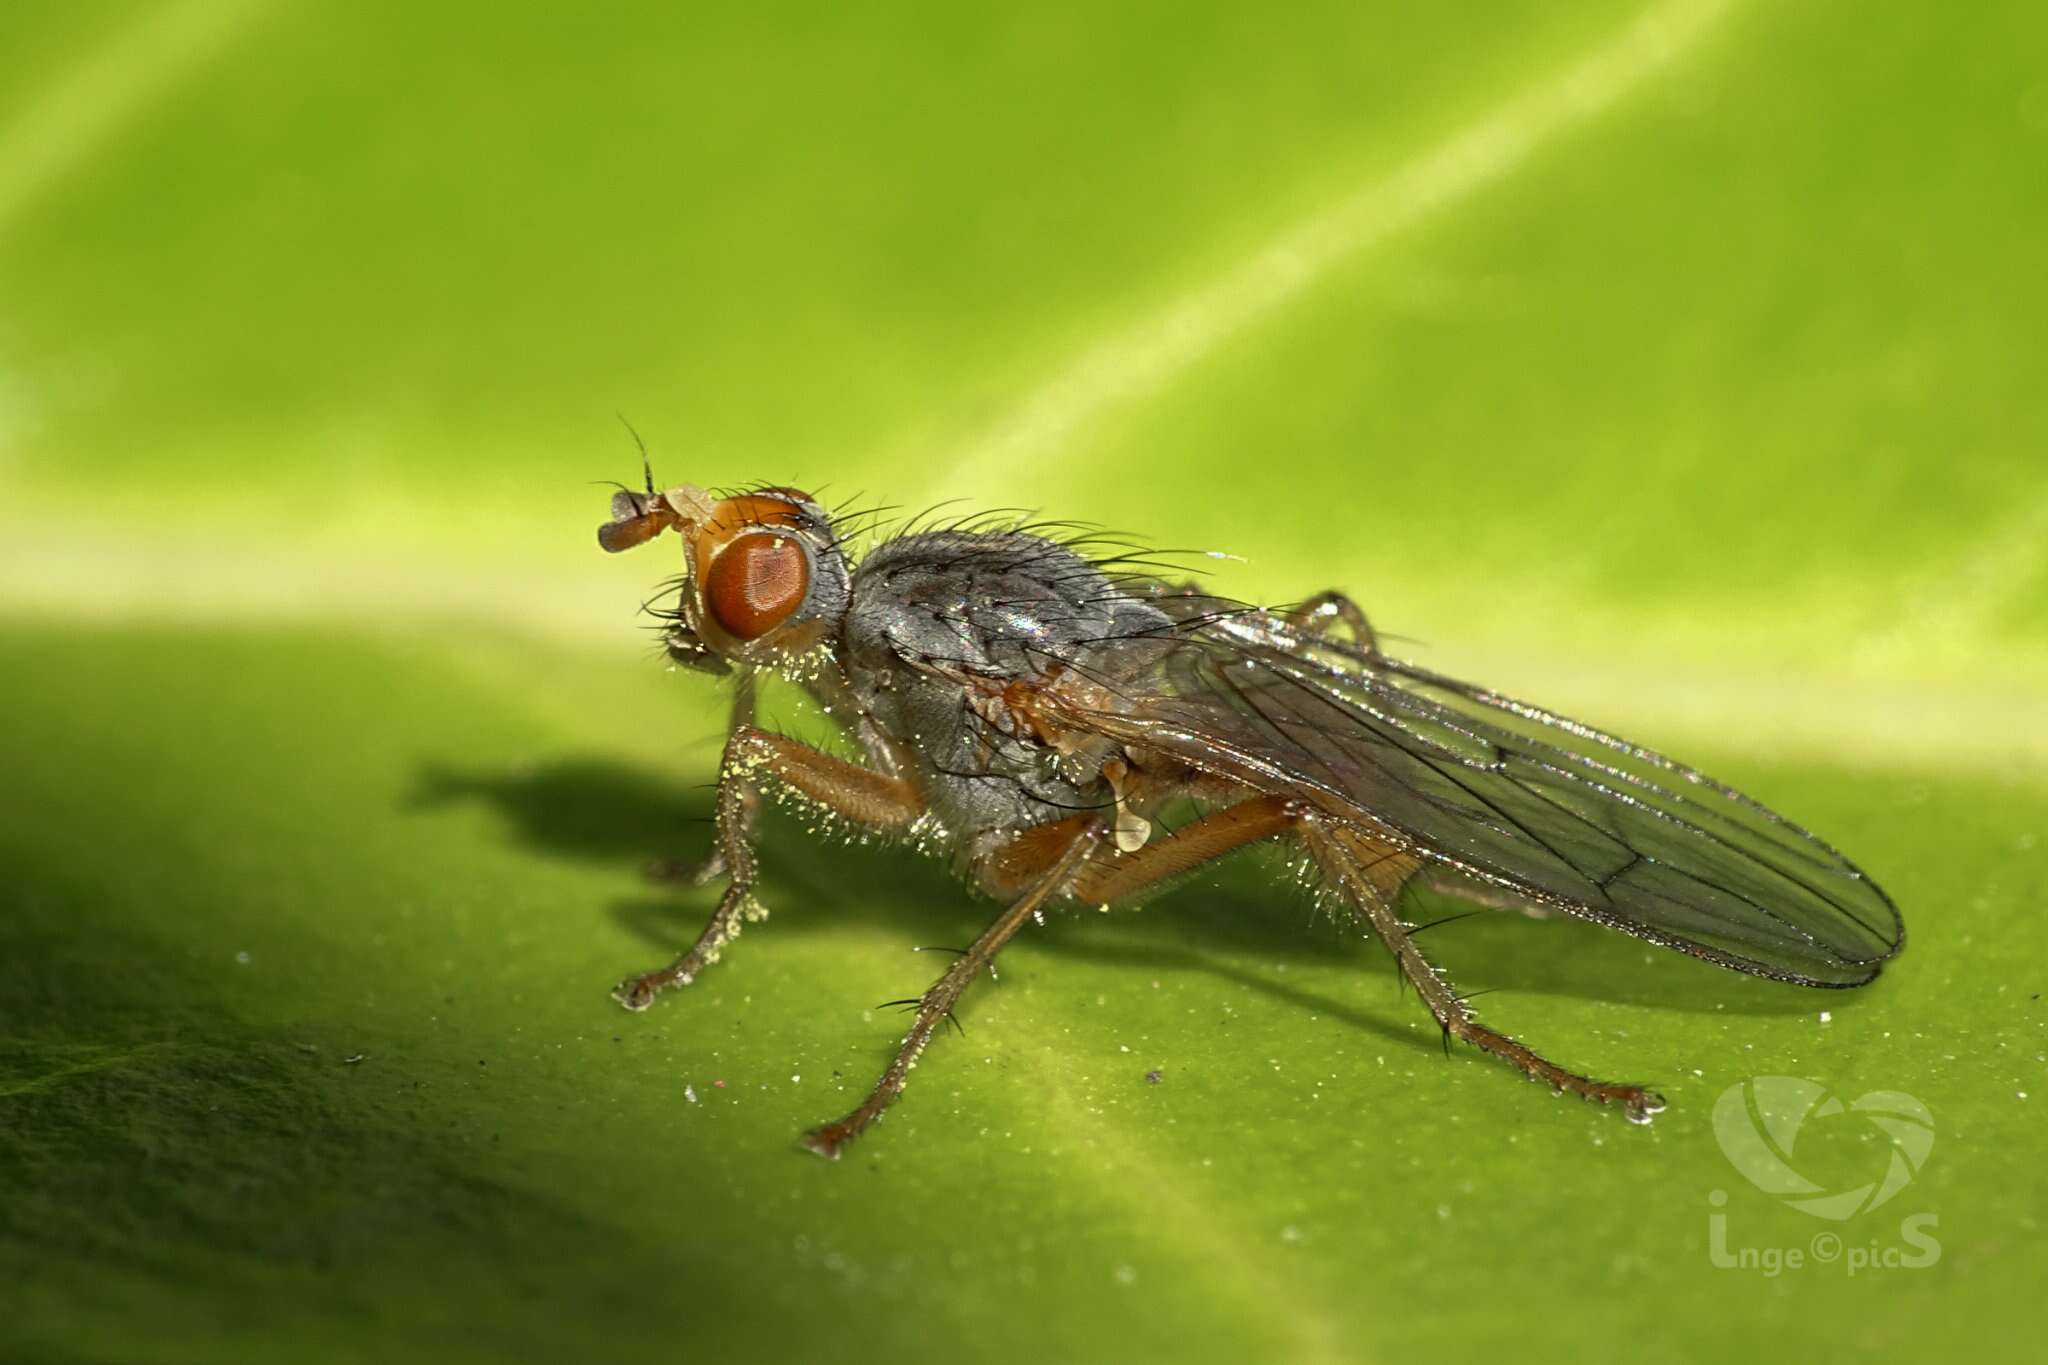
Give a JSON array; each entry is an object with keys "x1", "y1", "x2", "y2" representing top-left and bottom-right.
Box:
[{"x1": 617, "y1": 413, "x2": 656, "y2": 496}]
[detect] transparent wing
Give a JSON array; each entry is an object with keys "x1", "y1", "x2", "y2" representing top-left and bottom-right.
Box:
[{"x1": 1040, "y1": 604, "x2": 1902, "y2": 987}]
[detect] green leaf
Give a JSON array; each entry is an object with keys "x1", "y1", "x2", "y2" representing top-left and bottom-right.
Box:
[{"x1": 3, "y1": 1, "x2": 2043, "y2": 1361}]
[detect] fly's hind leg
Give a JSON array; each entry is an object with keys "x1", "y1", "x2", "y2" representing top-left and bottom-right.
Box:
[
  {"x1": 1287, "y1": 590, "x2": 1378, "y2": 652},
  {"x1": 802, "y1": 821, "x2": 1106, "y2": 1159},
  {"x1": 791, "y1": 781, "x2": 1661, "y2": 1152},
  {"x1": 614, "y1": 724, "x2": 922, "y2": 1011},
  {"x1": 1299, "y1": 818, "x2": 1665, "y2": 1123},
  {"x1": 991, "y1": 796, "x2": 1662, "y2": 1123}
]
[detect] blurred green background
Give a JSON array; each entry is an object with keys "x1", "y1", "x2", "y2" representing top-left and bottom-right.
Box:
[{"x1": 2, "y1": 1, "x2": 2043, "y2": 1361}]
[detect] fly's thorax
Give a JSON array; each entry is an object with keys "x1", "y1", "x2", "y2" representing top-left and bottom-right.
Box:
[
  {"x1": 835, "y1": 528, "x2": 1172, "y2": 838},
  {"x1": 842, "y1": 529, "x2": 1172, "y2": 683}
]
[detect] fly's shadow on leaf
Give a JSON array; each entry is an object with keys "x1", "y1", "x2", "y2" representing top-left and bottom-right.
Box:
[
  {"x1": 1391, "y1": 892, "x2": 1850, "y2": 1016},
  {"x1": 414, "y1": 757, "x2": 1856, "y2": 1025},
  {"x1": 407, "y1": 757, "x2": 973, "y2": 944},
  {"x1": 1046, "y1": 863, "x2": 1838, "y2": 1017},
  {"x1": 410, "y1": 757, "x2": 705, "y2": 866}
]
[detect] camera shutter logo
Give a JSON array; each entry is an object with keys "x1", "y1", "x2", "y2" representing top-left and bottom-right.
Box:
[{"x1": 1711, "y1": 1077, "x2": 1934, "y2": 1221}]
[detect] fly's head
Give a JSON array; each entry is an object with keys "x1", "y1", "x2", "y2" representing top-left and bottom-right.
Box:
[{"x1": 599, "y1": 482, "x2": 851, "y2": 671}]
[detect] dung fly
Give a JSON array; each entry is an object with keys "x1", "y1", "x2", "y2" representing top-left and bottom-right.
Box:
[{"x1": 596, "y1": 476, "x2": 1902, "y2": 1158}]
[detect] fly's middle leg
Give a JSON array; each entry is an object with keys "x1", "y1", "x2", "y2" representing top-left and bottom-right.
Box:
[
  {"x1": 976, "y1": 795, "x2": 1301, "y2": 903},
  {"x1": 613, "y1": 725, "x2": 923, "y2": 1011},
  {"x1": 1301, "y1": 819, "x2": 1666, "y2": 1123},
  {"x1": 802, "y1": 822, "x2": 1106, "y2": 1159}
]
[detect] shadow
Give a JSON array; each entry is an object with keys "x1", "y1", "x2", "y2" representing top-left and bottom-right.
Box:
[
  {"x1": 1376, "y1": 884, "x2": 1838, "y2": 1017},
  {"x1": 409, "y1": 757, "x2": 713, "y2": 867},
  {"x1": 1015, "y1": 932, "x2": 1425, "y2": 1050},
  {"x1": 409, "y1": 756, "x2": 994, "y2": 949},
  {"x1": 1025, "y1": 874, "x2": 1834, "y2": 1019},
  {"x1": 417, "y1": 756, "x2": 1883, "y2": 1050}
]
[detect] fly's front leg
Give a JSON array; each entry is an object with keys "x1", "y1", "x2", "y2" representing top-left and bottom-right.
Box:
[
  {"x1": 647, "y1": 670, "x2": 758, "y2": 886},
  {"x1": 1286, "y1": 590, "x2": 1378, "y2": 652},
  {"x1": 802, "y1": 822, "x2": 1106, "y2": 1159},
  {"x1": 1301, "y1": 818, "x2": 1665, "y2": 1123},
  {"x1": 614, "y1": 723, "x2": 923, "y2": 1011}
]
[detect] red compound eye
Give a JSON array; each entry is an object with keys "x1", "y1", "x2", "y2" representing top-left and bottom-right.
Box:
[{"x1": 703, "y1": 532, "x2": 809, "y2": 640}]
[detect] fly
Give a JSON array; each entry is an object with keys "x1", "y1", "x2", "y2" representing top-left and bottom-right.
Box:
[{"x1": 596, "y1": 474, "x2": 1903, "y2": 1158}]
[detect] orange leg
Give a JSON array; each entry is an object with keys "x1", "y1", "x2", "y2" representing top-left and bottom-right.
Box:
[
  {"x1": 976, "y1": 795, "x2": 1300, "y2": 903},
  {"x1": 798, "y1": 801, "x2": 1304, "y2": 1158},
  {"x1": 1297, "y1": 817, "x2": 1665, "y2": 1123},
  {"x1": 613, "y1": 725, "x2": 922, "y2": 1010},
  {"x1": 803, "y1": 822, "x2": 1106, "y2": 1159},
  {"x1": 981, "y1": 794, "x2": 1664, "y2": 1124}
]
